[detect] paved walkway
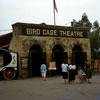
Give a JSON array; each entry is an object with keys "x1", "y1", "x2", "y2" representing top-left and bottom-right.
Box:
[{"x1": 0, "y1": 74, "x2": 100, "y2": 100}]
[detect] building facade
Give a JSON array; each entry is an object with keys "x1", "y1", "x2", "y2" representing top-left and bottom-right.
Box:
[{"x1": 9, "y1": 22, "x2": 91, "y2": 79}]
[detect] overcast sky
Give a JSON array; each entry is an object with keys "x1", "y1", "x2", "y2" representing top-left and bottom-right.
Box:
[{"x1": 0, "y1": 0, "x2": 100, "y2": 35}]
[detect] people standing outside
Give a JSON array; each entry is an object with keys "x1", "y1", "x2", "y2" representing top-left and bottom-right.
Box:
[
  {"x1": 77, "y1": 67, "x2": 83, "y2": 82},
  {"x1": 40, "y1": 63, "x2": 47, "y2": 81},
  {"x1": 61, "y1": 61, "x2": 69, "y2": 84},
  {"x1": 85, "y1": 60, "x2": 92, "y2": 83},
  {"x1": 69, "y1": 63, "x2": 76, "y2": 83}
]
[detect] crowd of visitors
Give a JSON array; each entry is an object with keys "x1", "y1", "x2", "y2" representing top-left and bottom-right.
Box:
[
  {"x1": 61, "y1": 60, "x2": 92, "y2": 84},
  {"x1": 40, "y1": 60, "x2": 92, "y2": 84}
]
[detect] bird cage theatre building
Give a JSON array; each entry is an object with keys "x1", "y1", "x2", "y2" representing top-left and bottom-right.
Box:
[{"x1": 9, "y1": 22, "x2": 91, "y2": 79}]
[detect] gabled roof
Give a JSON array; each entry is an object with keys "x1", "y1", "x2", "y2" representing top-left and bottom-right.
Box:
[{"x1": 0, "y1": 32, "x2": 12, "y2": 48}]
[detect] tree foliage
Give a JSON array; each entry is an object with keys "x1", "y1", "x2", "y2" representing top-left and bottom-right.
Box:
[
  {"x1": 71, "y1": 13, "x2": 92, "y2": 30},
  {"x1": 92, "y1": 20, "x2": 99, "y2": 30},
  {"x1": 90, "y1": 21, "x2": 100, "y2": 59}
]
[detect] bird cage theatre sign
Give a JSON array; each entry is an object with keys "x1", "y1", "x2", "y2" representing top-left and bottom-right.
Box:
[
  {"x1": 9, "y1": 23, "x2": 91, "y2": 79},
  {"x1": 21, "y1": 26, "x2": 88, "y2": 38}
]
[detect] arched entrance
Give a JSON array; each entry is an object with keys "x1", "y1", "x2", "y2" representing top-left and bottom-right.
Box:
[
  {"x1": 52, "y1": 45, "x2": 67, "y2": 75},
  {"x1": 29, "y1": 44, "x2": 46, "y2": 77},
  {"x1": 72, "y1": 45, "x2": 87, "y2": 70}
]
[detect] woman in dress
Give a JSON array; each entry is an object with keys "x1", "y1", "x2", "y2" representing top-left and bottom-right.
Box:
[
  {"x1": 69, "y1": 63, "x2": 76, "y2": 83},
  {"x1": 85, "y1": 60, "x2": 92, "y2": 83}
]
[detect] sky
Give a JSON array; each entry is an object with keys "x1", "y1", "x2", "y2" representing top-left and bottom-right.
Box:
[{"x1": 0, "y1": 0, "x2": 100, "y2": 35}]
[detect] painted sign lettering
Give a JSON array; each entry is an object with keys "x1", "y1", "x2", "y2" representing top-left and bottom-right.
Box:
[{"x1": 19, "y1": 25, "x2": 89, "y2": 38}]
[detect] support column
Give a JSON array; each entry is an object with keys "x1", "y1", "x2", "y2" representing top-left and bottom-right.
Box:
[{"x1": 67, "y1": 50, "x2": 72, "y2": 64}]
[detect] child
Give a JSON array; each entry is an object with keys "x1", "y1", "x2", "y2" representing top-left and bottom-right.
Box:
[
  {"x1": 77, "y1": 67, "x2": 83, "y2": 82},
  {"x1": 81, "y1": 70, "x2": 87, "y2": 82},
  {"x1": 40, "y1": 64, "x2": 47, "y2": 81}
]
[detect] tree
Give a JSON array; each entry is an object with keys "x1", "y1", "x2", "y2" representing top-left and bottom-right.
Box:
[
  {"x1": 71, "y1": 13, "x2": 92, "y2": 30},
  {"x1": 92, "y1": 20, "x2": 99, "y2": 31},
  {"x1": 90, "y1": 20, "x2": 100, "y2": 59}
]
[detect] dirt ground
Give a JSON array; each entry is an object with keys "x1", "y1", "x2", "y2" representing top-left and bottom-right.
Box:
[{"x1": 0, "y1": 74, "x2": 100, "y2": 100}]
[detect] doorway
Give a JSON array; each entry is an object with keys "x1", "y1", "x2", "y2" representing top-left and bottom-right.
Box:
[
  {"x1": 72, "y1": 45, "x2": 87, "y2": 70},
  {"x1": 29, "y1": 44, "x2": 45, "y2": 77},
  {"x1": 52, "y1": 45, "x2": 67, "y2": 75}
]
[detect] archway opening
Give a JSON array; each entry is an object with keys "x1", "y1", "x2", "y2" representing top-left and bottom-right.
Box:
[
  {"x1": 29, "y1": 44, "x2": 42, "y2": 77},
  {"x1": 72, "y1": 45, "x2": 86, "y2": 70},
  {"x1": 52, "y1": 45, "x2": 64, "y2": 75}
]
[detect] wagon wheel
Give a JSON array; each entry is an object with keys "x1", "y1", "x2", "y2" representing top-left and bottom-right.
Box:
[{"x1": 3, "y1": 68, "x2": 16, "y2": 80}]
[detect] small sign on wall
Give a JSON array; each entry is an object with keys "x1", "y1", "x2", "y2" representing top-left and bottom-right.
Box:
[
  {"x1": 21, "y1": 57, "x2": 28, "y2": 68},
  {"x1": 48, "y1": 62, "x2": 57, "y2": 70}
]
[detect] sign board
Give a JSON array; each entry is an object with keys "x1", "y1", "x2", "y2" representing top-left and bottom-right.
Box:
[
  {"x1": 48, "y1": 62, "x2": 57, "y2": 70},
  {"x1": 5, "y1": 52, "x2": 17, "y2": 68},
  {"x1": 17, "y1": 24, "x2": 89, "y2": 38}
]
